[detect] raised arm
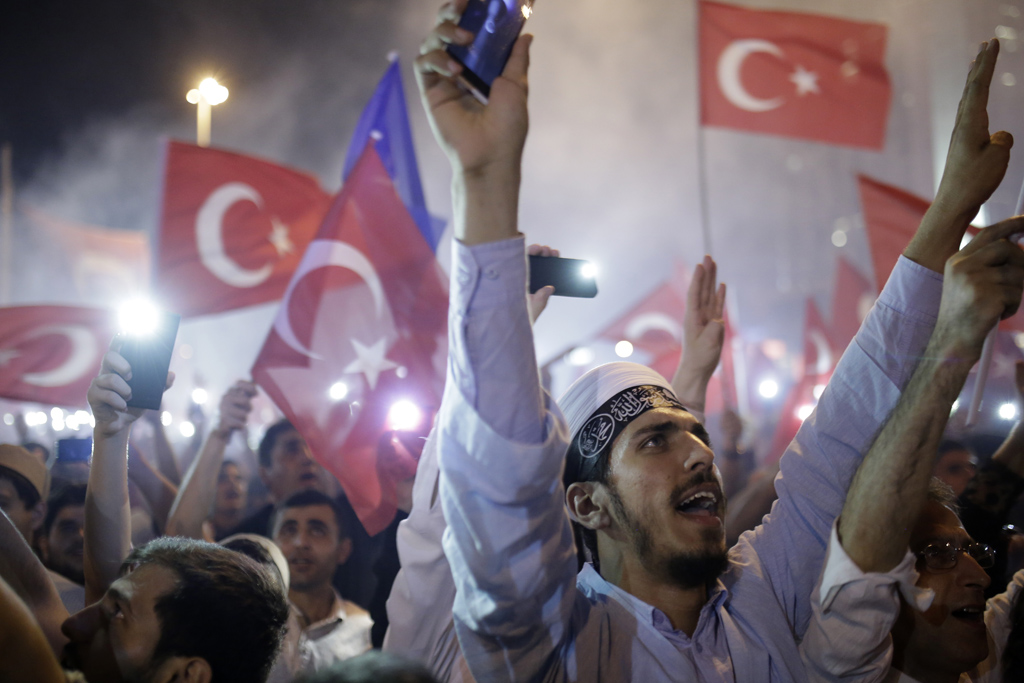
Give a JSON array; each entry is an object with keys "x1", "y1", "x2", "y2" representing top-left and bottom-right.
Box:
[
  {"x1": 0, "y1": 576, "x2": 65, "y2": 683},
  {"x1": 672, "y1": 254, "x2": 726, "y2": 416},
  {"x1": 166, "y1": 380, "x2": 255, "y2": 540},
  {"x1": 85, "y1": 342, "x2": 172, "y2": 604}
]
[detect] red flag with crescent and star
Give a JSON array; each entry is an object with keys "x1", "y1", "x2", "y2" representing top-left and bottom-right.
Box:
[
  {"x1": 251, "y1": 145, "x2": 448, "y2": 535},
  {"x1": 156, "y1": 141, "x2": 332, "y2": 318},
  {"x1": 0, "y1": 306, "x2": 117, "y2": 408},
  {"x1": 699, "y1": 1, "x2": 891, "y2": 149}
]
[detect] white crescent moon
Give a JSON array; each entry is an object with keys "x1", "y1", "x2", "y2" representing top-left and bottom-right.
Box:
[
  {"x1": 21, "y1": 325, "x2": 99, "y2": 388},
  {"x1": 717, "y1": 39, "x2": 786, "y2": 113},
  {"x1": 624, "y1": 313, "x2": 683, "y2": 343},
  {"x1": 196, "y1": 182, "x2": 274, "y2": 288},
  {"x1": 809, "y1": 329, "x2": 833, "y2": 377},
  {"x1": 273, "y1": 239, "x2": 387, "y2": 359}
]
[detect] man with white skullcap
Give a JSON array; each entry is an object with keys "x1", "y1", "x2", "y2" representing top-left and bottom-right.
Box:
[{"x1": 412, "y1": 2, "x2": 1006, "y2": 680}]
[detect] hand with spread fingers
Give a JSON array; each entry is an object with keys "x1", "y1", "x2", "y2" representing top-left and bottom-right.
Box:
[
  {"x1": 907, "y1": 39, "x2": 1014, "y2": 273},
  {"x1": 673, "y1": 255, "x2": 727, "y2": 411}
]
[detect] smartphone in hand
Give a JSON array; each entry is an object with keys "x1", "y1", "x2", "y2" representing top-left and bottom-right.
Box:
[
  {"x1": 119, "y1": 311, "x2": 180, "y2": 411},
  {"x1": 529, "y1": 255, "x2": 598, "y2": 298},
  {"x1": 446, "y1": 0, "x2": 534, "y2": 103}
]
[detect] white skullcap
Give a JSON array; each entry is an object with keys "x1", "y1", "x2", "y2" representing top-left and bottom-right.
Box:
[
  {"x1": 559, "y1": 362, "x2": 676, "y2": 437},
  {"x1": 220, "y1": 533, "x2": 291, "y2": 593}
]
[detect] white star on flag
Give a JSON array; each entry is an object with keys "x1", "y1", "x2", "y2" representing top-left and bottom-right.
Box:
[
  {"x1": 268, "y1": 217, "x2": 295, "y2": 257},
  {"x1": 344, "y1": 337, "x2": 398, "y2": 389},
  {"x1": 0, "y1": 348, "x2": 20, "y2": 366},
  {"x1": 789, "y1": 65, "x2": 821, "y2": 96}
]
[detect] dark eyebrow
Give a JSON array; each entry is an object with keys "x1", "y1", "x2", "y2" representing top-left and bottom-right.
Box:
[
  {"x1": 307, "y1": 519, "x2": 330, "y2": 531},
  {"x1": 631, "y1": 421, "x2": 681, "y2": 446},
  {"x1": 107, "y1": 585, "x2": 133, "y2": 618}
]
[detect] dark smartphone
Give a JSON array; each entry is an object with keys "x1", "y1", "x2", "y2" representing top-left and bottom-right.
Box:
[
  {"x1": 529, "y1": 255, "x2": 598, "y2": 298},
  {"x1": 446, "y1": 0, "x2": 534, "y2": 103},
  {"x1": 119, "y1": 311, "x2": 180, "y2": 410}
]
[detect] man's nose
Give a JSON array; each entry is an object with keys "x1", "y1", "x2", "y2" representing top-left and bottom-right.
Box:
[
  {"x1": 960, "y1": 552, "x2": 992, "y2": 590},
  {"x1": 61, "y1": 602, "x2": 103, "y2": 641},
  {"x1": 684, "y1": 439, "x2": 715, "y2": 473}
]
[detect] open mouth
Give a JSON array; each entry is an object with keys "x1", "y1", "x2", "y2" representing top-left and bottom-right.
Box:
[
  {"x1": 675, "y1": 489, "x2": 720, "y2": 517},
  {"x1": 950, "y1": 605, "x2": 986, "y2": 626}
]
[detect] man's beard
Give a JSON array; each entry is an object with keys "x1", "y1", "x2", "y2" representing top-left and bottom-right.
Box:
[{"x1": 606, "y1": 476, "x2": 729, "y2": 589}]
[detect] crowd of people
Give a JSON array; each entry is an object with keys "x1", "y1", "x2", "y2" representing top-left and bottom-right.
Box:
[{"x1": 3, "y1": 4, "x2": 1024, "y2": 681}]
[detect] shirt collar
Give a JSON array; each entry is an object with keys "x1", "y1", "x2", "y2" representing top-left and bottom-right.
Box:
[
  {"x1": 577, "y1": 563, "x2": 730, "y2": 637},
  {"x1": 295, "y1": 589, "x2": 349, "y2": 632}
]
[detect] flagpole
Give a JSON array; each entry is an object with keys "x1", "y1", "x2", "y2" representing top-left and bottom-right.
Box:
[{"x1": 1, "y1": 143, "x2": 12, "y2": 306}]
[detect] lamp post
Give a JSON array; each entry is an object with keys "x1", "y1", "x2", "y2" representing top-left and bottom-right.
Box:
[{"x1": 185, "y1": 77, "x2": 229, "y2": 147}]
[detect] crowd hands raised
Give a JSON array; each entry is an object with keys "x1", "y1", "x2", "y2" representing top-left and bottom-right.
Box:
[{"x1": 4, "y1": 7, "x2": 1024, "y2": 683}]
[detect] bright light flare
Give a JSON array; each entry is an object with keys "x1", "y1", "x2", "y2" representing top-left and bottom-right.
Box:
[
  {"x1": 2, "y1": 413, "x2": 13, "y2": 426},
  {"x1": 580, "y1": 262, "x2": 598, "y2": 279},
  {"x1": 191, "y1": 388, "x2": 208, "y2": 405},
  {"x1": 758, "y1": 379, "x2": 779, "y2": 399},
  {"x1": 567, "y1": 346, "x2": 595, "y2": 366},
  {"x1": 521, "y1": 4, "x2": 532, "y2": 19},
  {"x1": 614, "y1": 340, "x2": 634, "y2": 358},
  {"x1": 119, "y1": 299, "x2": 159, "y2": 336},
  {"x1": 25, "y1": 411, "x2": 48, "y2": 427},
  {"x1": 198, "y1": 77, "x2": 229, "y2": 105},
  {"x1": 329, "y1": 382, "x2": 349, "y2": 401},
  {"x1": 813, "y1": 384, "x2": 826, "y2": 400},
  {"x1": 387, "y1": 400, "x2": 422, "y2": 432},
  {"x1": 796, "y1": 404, "x2": 815, "y2": 421},
  {"x1": 186, "y1": 88, "x2": 201, "y2": 104},
  {"x1": 999, "y1": 402, "x2": 1018, "y2": 421},
  {"x1": 179, "y1": 421, "x2": 196, "y2": 438},
  {"x1": 161, "y1": 411, "x2": 173, "y2": 427}
]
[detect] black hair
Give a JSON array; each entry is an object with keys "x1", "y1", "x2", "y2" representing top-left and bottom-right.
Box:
[
  {"x1": 43, "y1": 483, "x2": 87, "y2": 536},
  {"x1": 275, "y1": 489, "x2": 347, "y2": 539},
  {"x1": 571, "y1": 450, "x2": 613, "y2": 574},
  {"x1": 296, "y1": 651, "x2": 439, "y2": 683},
  {"x1": 123, "y1": 537, "x2": 289, "y2": 683},
  {"x1": 258, "y1": 419, "x2": 296, "y2": 469},
  {"x1": 936, "y1": 438, "x2": 972, "y2": 459},
  {"x1": 0, "y1": 465, "x2": 41, "y2": 509}
]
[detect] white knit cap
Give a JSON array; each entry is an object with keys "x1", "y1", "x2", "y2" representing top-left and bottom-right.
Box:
[{"x1": 559, "y1": 361, "x2": 677, "y2": 438}]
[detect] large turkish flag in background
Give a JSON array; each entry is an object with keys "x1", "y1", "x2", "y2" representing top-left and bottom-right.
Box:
[
  {"x1": 699, "y1": 1, "x2": 891, "y2": 149},
  {"x1": 0, "y1": 306, "x2": 116, "y2": 408},
  {"x1": 252, "y1": 145, "x2": 448, "y2": 535},
  {"x1": 157, "y1": 141, "x2": 331, "y2": 318}
]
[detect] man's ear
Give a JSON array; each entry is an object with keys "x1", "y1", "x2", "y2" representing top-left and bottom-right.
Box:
[
  {"x1": 29, "y1": 500, "x2": 46, "y2": 534},
  {"x1": 336, "y1": 536, "x2": 353, "y2": 566},
  {"x1": 566, "y1": 482, "x2": 611, "y2": 531},
  {"x1": 155, "y1": 657, "x2": 211, "y2": 683}
]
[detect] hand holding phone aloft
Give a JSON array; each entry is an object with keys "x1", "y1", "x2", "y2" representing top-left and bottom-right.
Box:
[{"x1": 446, "y1": 0, "x2": 534, "y2": 103}]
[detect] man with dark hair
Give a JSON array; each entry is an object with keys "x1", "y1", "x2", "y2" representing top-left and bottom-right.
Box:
[
  {"x1": 272, "y1": 489, "x2": 372, "y2": 676},
  {"x1": 413, "y1": 5, "x2": 1015, "y2": 680},
  {"x1": 932, "y1": 439, "x2": 977, "y2": 497},
  {"x1": 39, "y1": 483, "x2": 87, "y2": 613},
  {"x1": 58, "y1": 536, "x2": 289, "y2": 683},
  {"x1": 0, "y1": 443, "x2": 48, "y2": 542}
]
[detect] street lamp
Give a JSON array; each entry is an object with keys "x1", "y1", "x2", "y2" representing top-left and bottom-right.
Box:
[{"x1": 186, "y1": 77, "x2": 229, "y2": 147}]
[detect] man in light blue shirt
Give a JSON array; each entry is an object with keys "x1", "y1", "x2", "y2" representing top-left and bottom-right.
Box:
[{"x1": 410, "y1": 3, "x2": 1014, "y2": 680}]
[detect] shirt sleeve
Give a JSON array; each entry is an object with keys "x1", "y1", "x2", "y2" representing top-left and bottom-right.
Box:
[
  {"x1": 800, "y1": 523, "x2": 933, "y2": 683},
  {"x1": 438, "y1": 237, "x2": 578, "y2": 682},
  {"x1": 734, "y1": 255, "x2": 944, "y2": 637}
]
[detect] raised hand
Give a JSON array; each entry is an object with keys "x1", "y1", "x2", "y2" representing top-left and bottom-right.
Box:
[
  {"x1": 213, "y1": 380, "x2": 257, "y2": 439},
  {"x1": 414, "y1": 0, "x2": 532, "y2": 176},
  {"x1": 87, "y1": 339, "x2": 174, "y2": 439},
  {"x1": 527, "y1": 243, "x2": 559, "y2": 323},
  {"x1": 673, "y1": 255, "x2": 727, "y2": 410},
  {"x1": 932, "y1": 217, "x2": 1024, "y2": 360},
  {"x1": 907, "y1": 39, "x2": 1014, "y2": 273}
]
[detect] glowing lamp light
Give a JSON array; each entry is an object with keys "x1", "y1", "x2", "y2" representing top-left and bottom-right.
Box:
[
  {"x1": 758, "y1": 379, "x2": 779, "y2": 399},
  {"x1": 25, "y1": 411, "x2": 48, "y2": 427},
  {"x1": 179, "y1": 421, "x2": 196, "y2": 438},
  {"x1": 186, "y1": 89, "x2": 201, "y2": 104},
  {"x1": 580, "y1": 262, "x2": 598, "y2": 279},
  {"x1": 813, "y1": 384, "x2": 826, "y2": 400},
  {"x1": 521, "y1": 4, "x2": 532, "y2": 18},
  {"x1": 161, "y1": 411, "x2": 173, "y2": 427},
  {"x1": 198, "y1": 77, "x2": 229, "y2": 105},
  {"x1": 191, "y1": 388, "x2": 208, "y2": 405},
  {"x1": 118, "y1": 299, "x2": 159, "y2": 336},
  {"x1": 614, "y1": 340, "x2": 634, "y2": 358},
  {"x1": 999, "y1": 402, "x2": 1018, "y2": 421},
  {"x1": 567, "y1": 346, "x2": 595, "y2": 367},
  {"x1": 950, "y1": 399, "x2": 960, "y2": 415},
  {"x1": 796, "y1": 404, "x2": 815, "y2": 421},
  {"x1": 387, "y1": 400, "x2": 422, "y2": 432},
  {"x1": 50, "y1": 407, "x2": 63, "y2": 420},
  {"x1": 2, "y1": 413, "x2": 13, "y2": 426},
  {"x1": 329, "y1": 382, "x2": 349, "y2": 401}
]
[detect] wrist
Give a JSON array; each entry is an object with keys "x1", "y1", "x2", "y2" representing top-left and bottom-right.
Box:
[
  {"x1": 672, "y1": 365, "x2": 712, "y2": 410},
  {"x1": 452, "y1": 167, "x2": 521, "y2": 246}
]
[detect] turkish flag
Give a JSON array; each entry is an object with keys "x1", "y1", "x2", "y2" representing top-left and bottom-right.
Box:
[
  {"x1": 857, "y1": 175, "x2": 930, "y2": 292},
  {"x1": 251, "y1": 145, "x2": 448, "y2": 535},
  {"x1": 766, "y1": 299, "x2": 833, "y2": 464},
  {"x1": 0, "y1": 306, "x2": 116, "y2": 408},
  {"x1": 828, "y1": 257, "x2": 875, "y2": 355},
  {"x1": 699, "y1": 1, "x2": 891, "y2": 149},
  {"x1": 156, "y1": 141, "x2": 332, "y2": 318},
  {"x1": 23, "y1": 205, "x2": 150, "y2": 303}
]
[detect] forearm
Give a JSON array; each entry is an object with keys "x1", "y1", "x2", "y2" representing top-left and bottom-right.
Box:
[
  {"x1": 127, "y1": 450, "x2": 177, "y2": 532},
  {"x1": 85, "y1": 429, "x2": 132, "y2": 603},
  {"x1": 839, "y1": 335, "x2": 976, "y2": 572},
  {"x1": 0, "y1": 578, "x2": 65, "y2": 683},
  {"x1": 671, "y1": 363, "x2": 712, "y2": 416},
  {"x1": 0, "y1": 509, "x2": 62, "y2": 611},
  {"x1": 903, "y1": 201, "x2": 975, "y2": 275},
  {"x1": 150, "y1": 420, "x2": 181, "y2": 486},
  {"x1": 452, "y1": 164, "x2": 520, "y2": 247},
  {"x1": 166, "y1": 431, "x2": 230, "y2": 539}
]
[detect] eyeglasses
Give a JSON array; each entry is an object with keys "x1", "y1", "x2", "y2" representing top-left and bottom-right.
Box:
[{"x1": 915, "y1": 541, "x2": 995, "y2": 572}]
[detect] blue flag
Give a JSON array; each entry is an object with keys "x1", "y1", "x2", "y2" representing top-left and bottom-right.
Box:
[{"x1": 343, "y1": 57, "x2": 444, "y2": 251}]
